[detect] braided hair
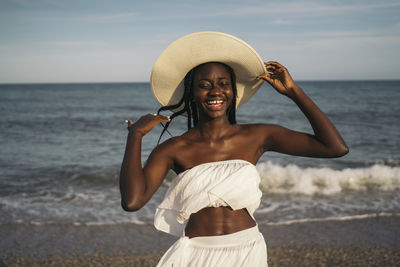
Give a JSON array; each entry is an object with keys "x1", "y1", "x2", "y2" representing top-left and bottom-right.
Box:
[{"x1": 157, "y1": 62, "x2": 237, "y2": 144}]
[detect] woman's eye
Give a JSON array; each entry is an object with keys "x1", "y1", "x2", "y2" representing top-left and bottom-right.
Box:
[
  {"x1": 199, "y1": 83, "x2": 211, "y2": 89},
  {"x1": 220, "y1": 82, "x2": 230, "y2": 87}
]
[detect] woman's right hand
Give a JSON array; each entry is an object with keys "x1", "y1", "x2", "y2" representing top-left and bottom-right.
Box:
[
  {"x1": 127, "y1": 114, "x2": 170, "y2": 136},
  {"x1": 257, "y1": 61, "x2": 298, "y2": 98}
]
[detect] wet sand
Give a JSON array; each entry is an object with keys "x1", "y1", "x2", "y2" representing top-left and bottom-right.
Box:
[{"x1": 1, "y1": 214, "x2": 399, "y2": 266}]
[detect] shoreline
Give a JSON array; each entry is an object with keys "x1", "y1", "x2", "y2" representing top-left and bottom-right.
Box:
[
  {"x1": 2, "y1": 214, "x2": 400, "y2": 266},
  {"x1": 3, "y1": 246, "x2": 399, "y2": 267}
]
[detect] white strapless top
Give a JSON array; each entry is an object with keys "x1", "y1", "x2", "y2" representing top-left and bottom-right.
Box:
[{"x1": 154, "y1": 159, "x2": 262, "y2": 236}]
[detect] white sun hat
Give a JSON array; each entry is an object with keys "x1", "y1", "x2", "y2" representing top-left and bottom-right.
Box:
[{"x1": 150, "y1": 31, "x2": 266, "y2": 111}]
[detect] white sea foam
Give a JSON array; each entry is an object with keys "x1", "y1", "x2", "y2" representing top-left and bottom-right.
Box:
[
  {"x1": 259, "y1": 212, "x2": 400, "y2": 226},
  {"x1": 5, "y1": 213, "x2": 399, "y2": 228},
  {"x1": 257, "y1": 161, "x2": 400, "y2": 195},
  {"x1": 9, "y1": 220, "x2": 153, "y2": 226},
  {"x1": 1, "y1": 162, "x2": 399, "y2": 225}
]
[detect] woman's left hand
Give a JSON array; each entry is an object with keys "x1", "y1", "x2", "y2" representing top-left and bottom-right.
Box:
[{"x1": 257, "y1": 61, "x2": 298, "y2": 97}]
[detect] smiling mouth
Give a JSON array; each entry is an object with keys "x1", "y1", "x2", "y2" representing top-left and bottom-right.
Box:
[
  {"x1": 206, "y1": 99, "x2": 224, "y2": 105},
  {"x1": 205, "y1": 99, "x2": 226, "y2": 111}
]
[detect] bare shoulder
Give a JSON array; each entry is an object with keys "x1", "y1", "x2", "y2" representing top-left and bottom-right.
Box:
[
  {"x1": 150, "y1": 131, "x2": 196, "y2": 160},
  {"x1": 237, "y1": 123, "x2": 279, "y2": 136},
  {"x1": 236, "y1": 123, "x2": 286, "y2": 150},
  {"x1": 154, "y1": 135, "x2": 189, "y2": 155}
]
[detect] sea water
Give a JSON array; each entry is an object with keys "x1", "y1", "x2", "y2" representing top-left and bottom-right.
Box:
[{"x1": 0, "y1": 81, "x2": 399, "y2": 225}]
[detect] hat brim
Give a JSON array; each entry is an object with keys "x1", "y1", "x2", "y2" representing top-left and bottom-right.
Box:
[{"x1": 150, "y1": 31, "x2": 265, "y2": 113}]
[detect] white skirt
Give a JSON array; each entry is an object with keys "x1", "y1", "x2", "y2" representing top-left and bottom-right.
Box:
[{"x1": 157, "y1": 225, "x2": 268, "y2": 267}]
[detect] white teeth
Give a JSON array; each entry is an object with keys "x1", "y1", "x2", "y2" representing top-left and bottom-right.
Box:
[{"x1": 207, "y1": 100, "x2": 224, "y2": 105}]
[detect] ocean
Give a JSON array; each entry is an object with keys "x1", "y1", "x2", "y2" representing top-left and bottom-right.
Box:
[{"x1": 0, "y1": 81, "x2": 399, "y2": 226}]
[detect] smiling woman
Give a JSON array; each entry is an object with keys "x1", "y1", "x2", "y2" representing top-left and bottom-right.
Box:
[{"x1": 119, "y1": 31, "x2": 348, "y2": 266}]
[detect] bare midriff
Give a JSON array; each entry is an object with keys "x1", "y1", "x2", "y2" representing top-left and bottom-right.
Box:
[{"x1": 184, "y1": 206, "x2": 256, "y2": 238}]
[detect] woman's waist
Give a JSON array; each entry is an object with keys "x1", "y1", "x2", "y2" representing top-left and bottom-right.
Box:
[{"x1": 184, "y1": 206, "x2": 256, "y2": 238}]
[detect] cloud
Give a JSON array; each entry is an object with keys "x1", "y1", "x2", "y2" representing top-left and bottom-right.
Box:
[
  {"x1": 270, "y1": 18, "x2": 292, "y2": 25},
  {"x1": 40, "y1": 41, "x2": 110, "y2": 48},
  {"x1": 70, "y1": 12, "x2": 139, "y2": 23},
  {"x1": 4, "y1": 1, "x2": 399, "y2": 27},
  {"x1": 213, "y1": 1, "x2": 400, "y2": 18}
]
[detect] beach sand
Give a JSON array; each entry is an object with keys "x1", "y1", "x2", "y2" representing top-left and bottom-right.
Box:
[{"x1": 1, "y1": 214, "x2": 399, "y2": 266}]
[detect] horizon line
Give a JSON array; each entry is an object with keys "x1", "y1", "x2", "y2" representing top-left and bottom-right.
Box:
[{"x1": 1, "y1": 78, "x2": 400, "y2": 86}]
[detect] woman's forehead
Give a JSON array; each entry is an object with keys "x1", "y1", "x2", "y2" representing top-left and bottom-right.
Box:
[{"x1": 193, "y1": 62, "x2": 231, "y2": 79}]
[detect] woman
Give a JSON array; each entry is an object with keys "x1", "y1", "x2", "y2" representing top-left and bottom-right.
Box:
[{"x1": 120, "y1": 32, "x2": 348, "y2": 266}]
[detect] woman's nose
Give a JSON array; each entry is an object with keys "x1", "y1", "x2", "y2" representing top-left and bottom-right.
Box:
[{"x1": 208, "y1": 84, "x2": 223, "y2": 95}]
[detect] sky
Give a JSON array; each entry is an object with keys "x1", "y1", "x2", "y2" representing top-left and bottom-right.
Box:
[{"x1": 0, "y1": 0, "x2": 399, "y2": 83}]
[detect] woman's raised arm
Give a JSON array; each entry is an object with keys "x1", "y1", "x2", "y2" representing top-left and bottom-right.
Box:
[
  {"x1": 257, "y1": 61, "x2": 349, "y2": 158},
  {"x1": 119, "y1": 114, "x2": 172, "y2": 211}
]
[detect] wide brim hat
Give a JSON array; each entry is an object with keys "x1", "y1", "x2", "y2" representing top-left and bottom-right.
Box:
[{"x1": 150, "y1": 31, "x2": 265, "y2": 112}]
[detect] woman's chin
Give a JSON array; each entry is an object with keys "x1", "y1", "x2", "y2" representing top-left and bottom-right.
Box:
[{"x1": 200, "y1": 110, "x2": 228, "y2": 120}]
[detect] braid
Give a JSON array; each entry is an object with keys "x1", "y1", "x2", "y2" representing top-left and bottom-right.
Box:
[{"x1": 226, "y1": 66, "x2": 237, "y2": 124}]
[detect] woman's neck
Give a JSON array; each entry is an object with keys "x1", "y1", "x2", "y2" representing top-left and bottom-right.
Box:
[{"x1": 196, "y1": 116, "x2": 234, "y2": 140}]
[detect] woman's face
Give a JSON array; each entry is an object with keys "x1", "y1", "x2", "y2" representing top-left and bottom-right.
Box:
[{"x1": 192, "y1": 62, "x2": 234, "y2": 120}]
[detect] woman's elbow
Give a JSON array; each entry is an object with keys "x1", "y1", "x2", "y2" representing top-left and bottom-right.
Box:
[
  {"x1": 331, "y1": 144, "x2": 349, "y2": 157},
  {"x1": 121, "y1": 199, "x2": 143, "y2": 212},
  {"x1": 342, "y1": 145, "x2": 349, "y2": 156}
]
